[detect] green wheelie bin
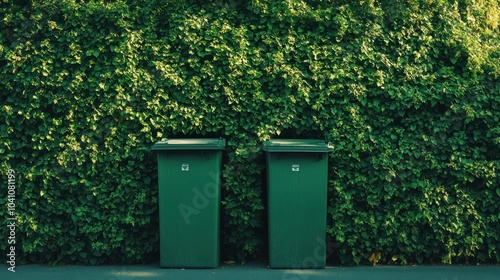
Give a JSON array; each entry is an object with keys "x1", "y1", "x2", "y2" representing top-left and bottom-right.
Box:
[
  {"x1": 151, "y1": 138, "x2": 225, "y2": 268},
  {"x1": 263, "y1": 139, "x2": 333, "y2": 269}
]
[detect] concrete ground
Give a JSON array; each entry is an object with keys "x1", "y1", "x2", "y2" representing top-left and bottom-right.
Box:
[{"x1": 2, "y1": 263, "x2": 499, "y2": 280}]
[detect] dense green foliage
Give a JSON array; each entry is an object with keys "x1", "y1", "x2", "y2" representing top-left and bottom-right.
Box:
[{"x1": 1, "y1": 0, "x2": 499, "y2": 265}]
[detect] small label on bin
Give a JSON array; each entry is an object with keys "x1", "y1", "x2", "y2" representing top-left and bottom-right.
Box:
[
  {"x1": 181, "y1": 164, "x2": 189, "y2": 171},
  {"x1": 292, "y1": 164, "x2": 300, "y2": 172}
]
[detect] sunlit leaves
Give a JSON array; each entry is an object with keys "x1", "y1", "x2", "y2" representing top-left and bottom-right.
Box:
[{"x1": 0, "y1": 0, "x2": 499, "y2": 265}]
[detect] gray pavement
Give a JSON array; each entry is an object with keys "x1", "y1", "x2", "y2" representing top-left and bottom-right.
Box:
[{"x1": 1, "y1": 263, "x2": 499, "y2": 280}]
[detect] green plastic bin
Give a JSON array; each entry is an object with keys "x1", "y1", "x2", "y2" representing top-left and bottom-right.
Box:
[
  {"x1": 151, "y1": 138, "x2": 225, "y2": 268},
  {"x1": 263, "y1": 139, "x2": 334, "y2": 269}
]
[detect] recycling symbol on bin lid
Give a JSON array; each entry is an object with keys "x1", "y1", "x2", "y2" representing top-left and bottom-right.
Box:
[{"x1": 181, "y1": 164, "x2": 189, "y2": 171}]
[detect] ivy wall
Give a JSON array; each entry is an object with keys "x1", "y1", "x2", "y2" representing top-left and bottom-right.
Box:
[{"x1": 1, "y1": 0, "x2": 499, "y2": 265}]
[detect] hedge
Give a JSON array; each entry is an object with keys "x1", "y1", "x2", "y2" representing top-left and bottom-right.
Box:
[{"x1": 1, "y1": 0, "x2": 499, "y2": 265}]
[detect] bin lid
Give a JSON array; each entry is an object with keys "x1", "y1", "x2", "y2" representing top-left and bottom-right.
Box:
[
  {"x1": 263, "y1": 139, "x2": 334, "y2": 153},
  {"x1": 151, "y1": 138, "x2": 226, "y2": 150}
]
